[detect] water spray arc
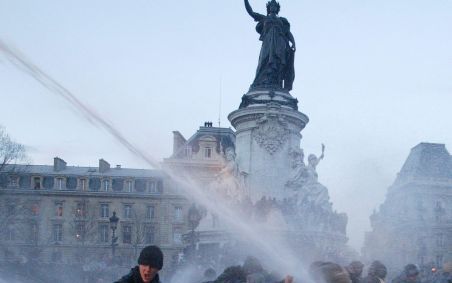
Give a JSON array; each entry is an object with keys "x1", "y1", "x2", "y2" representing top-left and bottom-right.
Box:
[{"x1": 0, "y1": 40, "x2": 311, "y2": 280}]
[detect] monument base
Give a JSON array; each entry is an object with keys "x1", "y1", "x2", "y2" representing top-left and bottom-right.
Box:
[{"x1": 228, "y1": 94, "x2": 309, "y2": 201}]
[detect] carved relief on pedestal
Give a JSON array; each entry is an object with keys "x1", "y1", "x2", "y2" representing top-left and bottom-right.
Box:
[{"x1": 252, "y1": 114, "x2": 289, "y2": 154}]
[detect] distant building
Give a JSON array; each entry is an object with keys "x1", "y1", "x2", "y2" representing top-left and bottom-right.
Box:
[
  {"x1": 363, "y1": 143, "x2": 452, "y2": 271},
  {"x1": 0, "y1": 156, "x2": 189, "y2": 278}
]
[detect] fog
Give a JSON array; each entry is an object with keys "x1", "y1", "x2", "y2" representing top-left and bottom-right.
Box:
[{"x1": 1, "y1": 0, "x2": 451, "y2": 254}]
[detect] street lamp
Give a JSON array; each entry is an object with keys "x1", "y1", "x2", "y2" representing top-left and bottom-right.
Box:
[
  {"x1": 187, "y1": 204, "x2": 202, "y2": 258},
  {"x1": 109, "y1": 211, "x2": 119, "y2": 257}
]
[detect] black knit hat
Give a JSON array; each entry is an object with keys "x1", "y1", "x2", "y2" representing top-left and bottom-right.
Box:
[{"x1": 138, "y1": 245, "x2": 164, "y2": 270}]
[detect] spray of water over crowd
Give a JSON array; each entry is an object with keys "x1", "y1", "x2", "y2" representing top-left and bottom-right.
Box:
[{"x1": 0, "y1": 40, "x2": 311, "y2": 282}]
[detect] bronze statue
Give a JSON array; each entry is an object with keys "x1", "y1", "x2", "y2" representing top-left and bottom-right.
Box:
[{"x1": 244, "y1": 0, "x2": 296, "y2": 91}]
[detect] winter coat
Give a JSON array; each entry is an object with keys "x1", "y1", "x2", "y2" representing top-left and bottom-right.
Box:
[{"x1": 114, "y1": 266, "x2": 161, "y2": 283}]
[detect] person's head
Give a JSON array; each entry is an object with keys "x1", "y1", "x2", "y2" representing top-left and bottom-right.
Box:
[
  {"x1": 266, "y1": 0, "x2": 280, "y2": 15},
  {"x1": 347, "y1": 261, "x2": 364, "y2": 276},
  {"x1": 404, "y1": 264, "x2": 419, "y2": 281},
  {"x1": 368, "y1": 261, "x2": 387, "y2": 279},
  {"x1": 308, "y1": 154, "x2": 318, "y2": 165},
  {"x1": 243, "y1": 256, "x2": 264, "y2": 275},
  {"x1": 138, "y1": 245, "x2": 164, "y2": 283}
]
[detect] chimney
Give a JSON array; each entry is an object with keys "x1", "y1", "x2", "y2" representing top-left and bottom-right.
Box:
[
  {"x1": 99, "y1": 159, "x2": 110, "y2": 173},
  {"x1": 172, "y1": 131, "x2": 186, "y2": 155},
  {"x1": 53, "y1": 157, "x2": 67, "y2": 172}
]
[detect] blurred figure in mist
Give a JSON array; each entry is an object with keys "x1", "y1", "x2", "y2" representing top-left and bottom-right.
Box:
[
  {"x1": 114, "y1": 245, "x2": 163, "y2": 283},
  {"x1": 362, "y1": 261, "x2": 387, "y2": 283},
  {"x1": 201, "y1": 267, "x2": 217, "y2": 283},
  {"x1": 345, "y1": 261, "x2": 364, "y2": 283},
  {"x1": 210, "y1": 256, "x2": 294, "y2": 283},
  {"x1": 434, "y1": 262, "x2": 452, "y2": 283},
  {"x1": 309, "y1": 261, "x2": 351, "y2": 283},
  {"x1": 392, "y1": 264, "x2": 420, "y2": 283}
]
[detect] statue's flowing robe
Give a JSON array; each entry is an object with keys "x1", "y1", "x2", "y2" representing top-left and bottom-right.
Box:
[{"x1": 252, "y1": 15, "x2": 295, "y2": 90}]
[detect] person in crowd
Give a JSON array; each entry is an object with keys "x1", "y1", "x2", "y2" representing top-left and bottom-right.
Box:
[
  {"x1": 392, "y1": 264, "x2": 420, "y2": 283},
  {"x1": 345, "y1": 261, "x2": 364, "y2": 283},
  {"x1": 114, "y1": 245, "x2": 163, "y2": 283},
  {"x1": 309, "y1": 261, "x2": 351, "y2": 283},
  {"x1": 211, "y1": 256, "x2": 293, "y2": 283},
  {"x1": 362, "y1": 261, "x2": 387, "y2": 283},
  {"x1": 435, "y1": 262, "x2": 452, "y2": 283}
]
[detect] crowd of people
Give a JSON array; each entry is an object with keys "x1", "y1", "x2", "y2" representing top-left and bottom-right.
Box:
[{"x1": 115, "y1": 245, "x2": 452, "y2": 283}]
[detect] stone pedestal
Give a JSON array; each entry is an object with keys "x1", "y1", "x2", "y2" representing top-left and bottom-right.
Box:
[{"x1": 228, "y1": 89, "x2": 309, "y2": 201}]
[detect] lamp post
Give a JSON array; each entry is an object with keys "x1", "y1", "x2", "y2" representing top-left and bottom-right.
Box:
[
  {"x1": 187, "y1": 204, "x2": 202, "y2": 259},
  {"x1": 109, "y1": 211, "x2": 119, "y2": 258}
]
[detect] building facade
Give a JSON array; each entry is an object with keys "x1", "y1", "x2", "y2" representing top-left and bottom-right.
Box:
[
  {"x1": 0, "y1": 157, "x2": 189, "y2": 279},
  {"x1": 363, "y1": 143, "x2": 452, "y2": 271}
]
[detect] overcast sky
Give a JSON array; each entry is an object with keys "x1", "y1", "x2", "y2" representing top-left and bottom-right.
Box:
[{"x1": 0, "y1": 0, "x2": 451, "y2": 250}]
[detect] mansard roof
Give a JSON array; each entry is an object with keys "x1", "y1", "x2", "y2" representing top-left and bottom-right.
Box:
[
  {"x1": 1, "y1": 164, "x2": 164, "y2": 178},
  {"x1": 171, "y1": 125, "x2": 235, "y2": 158},
  {"x1": 398, "y1": 142, "x2": 452, "y2": 179}
]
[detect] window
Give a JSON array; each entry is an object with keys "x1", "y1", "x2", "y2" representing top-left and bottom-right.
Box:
[
  {"x1": 126, "y1": 180, "x2": 133, "y2": 192},
  {"x1": 75, "y1": 202, "x2": 86, "y2": 218},
  {"x1": 204, "y1": 147, "x2": 212, "y2": 158},
  {"x1": 174, "y1": 206, "x2": 183, "y2": 221},
  {"x1": 79, "y1": 179, "x2": 87, "y2": 191},
  {"x1": 66, "y1": 177, "x2": 77, "y2": 190},
  {"x1": 19, "y1": 176, "x2": 31, "y2": 189},
  {"x1": 9, "y1": 176, "x2": 18, "y2": 187},
  {"x1": 147, "y1": 206, "x2": 155, "y2": 219},
  {"x1": 99, "y1": 224, "x2": 109, "y2": 243},
  {"x1": 102, "y1": 179, "x2": 110, "y2": 191},
  {"x1": 124, "y1": 205, "x2": 132, "y2": 219},
  {"x1": 100, "y1": 204, "x2": 109, "y2": 218},
  {"x1": 43, "y1": 176, "x2": 54, "y2": 189},
  {"x1": 149, "y1": 181, "x2": 157, "y2": 193},
  {"x1": 75, "y1": 223, "x2": 85, "y2": 241},
  {"x1": 112, "y1": 179, "x2": 124, "y2": 192},
  {"x1": 89, "y1": 178, "x2": 100, "y2": 191},
  {"x1": 53, "y1": 224, "x2": 63, "y2": 242},
  {"x1": 145, "y1": 226, "x2": 155, "y2": 244},
  {"x1": 33, "y1": 177, "x2": 41, "y2": 190},
  {"x1": 56, "y1": 178, "x2": 64, "y2": 190},
  {"x1": 123, "y1": 225, "x2": 132, "y2": 244},
  {"x1": 55, "y1": 203, "x2": 63, "y2": 217},
  {"x1": 135, "y1": 179, "x2": 146, "y2": 192},
  {"x1": 173, "y1": 231, "x2": 182, "y2": 244}
]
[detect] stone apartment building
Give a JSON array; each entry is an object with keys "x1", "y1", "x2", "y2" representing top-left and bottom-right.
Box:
[
  {"x1": 363, "y1": 143, "x2": 452, "y2": 271},
  {"x1": 0, "y1": 156, "x2": 189, "y2": 274}
]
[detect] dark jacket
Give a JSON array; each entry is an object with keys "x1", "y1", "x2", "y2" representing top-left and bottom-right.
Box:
[{"x1": 114, "y1": 266, "x2": 160, "y2": 283}]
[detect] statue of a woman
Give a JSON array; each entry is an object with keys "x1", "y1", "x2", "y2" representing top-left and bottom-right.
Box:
[{"x1": 244, "y1": 0, "x2": 296, "y2": 91}]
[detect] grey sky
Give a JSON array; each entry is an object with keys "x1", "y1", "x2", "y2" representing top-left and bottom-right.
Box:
[{"x1": 0, "y1": 0, "x2": 451, "y2": 250}]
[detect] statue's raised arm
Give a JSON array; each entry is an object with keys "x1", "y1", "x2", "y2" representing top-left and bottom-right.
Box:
[{"x1": 244, "y1": 0, "x2": 264, "y2": 21}]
